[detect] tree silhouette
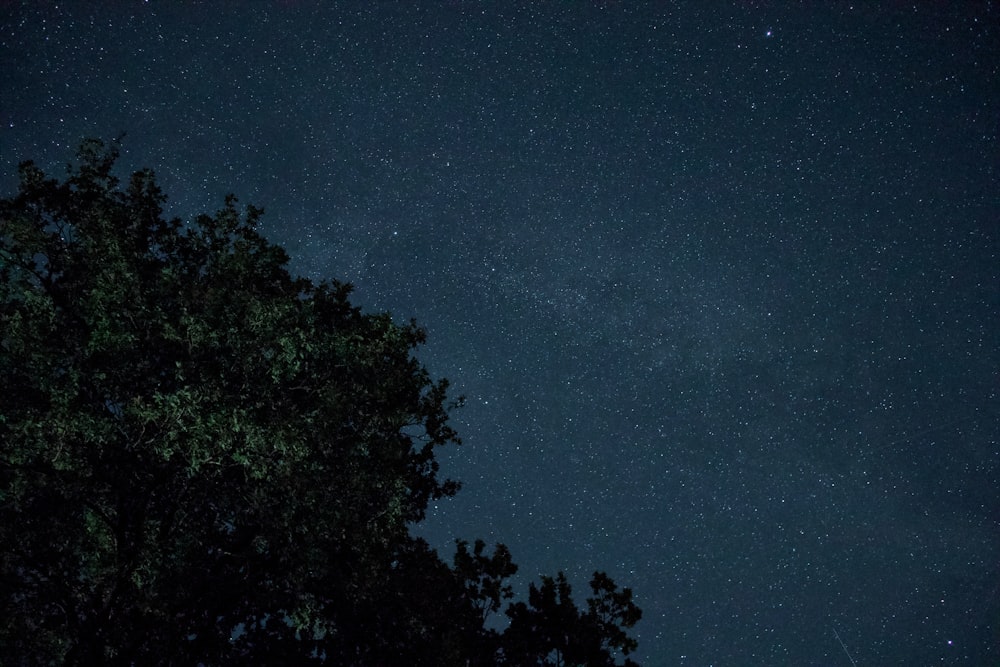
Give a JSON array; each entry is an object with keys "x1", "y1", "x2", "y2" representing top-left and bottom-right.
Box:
[
  {"x1": 503, "y1": 572, "x2": 641, "y2": 667},
  {"x1": 0, "y1": 139, "x2": 641, "y2": 665}
]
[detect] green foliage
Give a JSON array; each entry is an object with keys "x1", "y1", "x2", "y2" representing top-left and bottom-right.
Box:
[{"x1": 0, "y1": 140, "x2": 641, "y2": 665}]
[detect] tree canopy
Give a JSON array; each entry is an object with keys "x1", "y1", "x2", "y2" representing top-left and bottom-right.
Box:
[{"x1": 0, "y1": 139, "x2": 641, "y2": 666}]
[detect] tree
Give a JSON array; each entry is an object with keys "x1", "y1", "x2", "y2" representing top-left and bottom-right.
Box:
[
  {"x1": 502, "y1": 572, "x2": 642, "y2": 667},
  {"x1": 0, "y1": 140, "x2": 642, "y2": 665},
  {"x1": 0, "y1": 138, "x2": 463, "y2": 664}
]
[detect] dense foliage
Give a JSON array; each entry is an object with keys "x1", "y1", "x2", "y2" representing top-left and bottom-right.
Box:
[{"x1": 0, "y1": 140, "x2": 641, "y2": 666}]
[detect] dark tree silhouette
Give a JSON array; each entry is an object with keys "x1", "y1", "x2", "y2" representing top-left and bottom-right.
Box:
[
  {"x1": 0, "y1": 139, "x2": 641, "y2": 665},
  {"x1": 503, "y1": 572, "x2": 642, "y2": 667}
]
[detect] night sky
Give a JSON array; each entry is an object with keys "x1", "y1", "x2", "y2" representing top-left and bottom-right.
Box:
[{"x1": 2, "y1": 2, "x2": 999, "y2": 664}]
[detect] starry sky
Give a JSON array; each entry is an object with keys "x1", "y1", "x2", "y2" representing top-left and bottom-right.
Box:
[{"x1": 2, "y1": 2, "x2": 999, "y2": 664}]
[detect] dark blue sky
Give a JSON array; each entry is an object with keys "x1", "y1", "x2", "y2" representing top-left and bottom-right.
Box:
[{"x1": 3, "y1": 2, "x2": 998, "y2": 664}]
